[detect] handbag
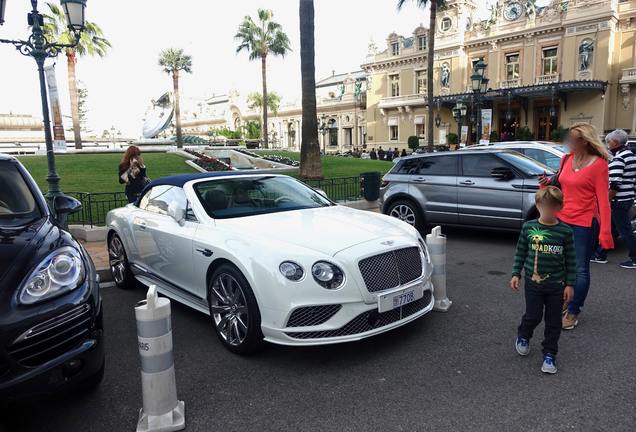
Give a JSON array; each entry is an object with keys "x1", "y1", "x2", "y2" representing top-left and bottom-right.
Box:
[{"x1": 550, "y1": 153, "x2": 572, "y2": 189}]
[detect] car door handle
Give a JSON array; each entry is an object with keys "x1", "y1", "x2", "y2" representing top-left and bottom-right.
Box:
[
  {"x1": 134, "y1": 221, "x2": 147, "y2": 230},
  {"x1": 196, "y1": 248, "x2": 213, "y2": 257},
  {"x1": 459, "y1": 180, "x2": 475, "y2": 186},
  {"x1": 413, "y1": 177, "x2": 426, "y2": 183}
]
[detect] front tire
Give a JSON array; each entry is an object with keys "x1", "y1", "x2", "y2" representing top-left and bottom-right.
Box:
[
  {"x1": 207, "y1": 264, "x2": 264, "y2": 355},
  {"x1": 386, "y1": 200, "x2": 425, "y2": 232},
  {"x1": 108, "y1": 233, "x2": 136, "y2": 289}
]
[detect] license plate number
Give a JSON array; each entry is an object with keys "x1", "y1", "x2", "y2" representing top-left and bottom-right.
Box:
[{"x1": 392, "y1": 289, "x2": 415, "y2": 309}]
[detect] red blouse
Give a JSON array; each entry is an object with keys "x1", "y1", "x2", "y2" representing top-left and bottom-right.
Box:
[{"x1": 556, "y1": 156, "x2": 614, "y2": 250}]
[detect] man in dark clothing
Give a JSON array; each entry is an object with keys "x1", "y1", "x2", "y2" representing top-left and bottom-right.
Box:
[
  {"x1": 370, "y1": 148, "x2": 377, "y2": 160},
  {"x1": 377, "y1": 147, "x2": 385, "y2": 160}
]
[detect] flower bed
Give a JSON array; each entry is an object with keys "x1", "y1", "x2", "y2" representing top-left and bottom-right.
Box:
[{"x1": 184, "y1": 149, "x2": 233, "y2": 171}]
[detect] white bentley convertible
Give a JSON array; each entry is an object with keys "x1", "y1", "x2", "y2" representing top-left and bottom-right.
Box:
[{"x1": 106, "y1": 172, "x2": 434, "y2": 353}]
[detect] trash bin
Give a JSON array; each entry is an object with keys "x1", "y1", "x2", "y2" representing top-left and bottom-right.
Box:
[{"x1": 360, "y1": 171, "x2": 381, "y2": 201}]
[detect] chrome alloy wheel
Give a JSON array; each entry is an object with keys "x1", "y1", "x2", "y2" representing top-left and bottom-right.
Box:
[
  {"x1": 108, "y1": 236, "x2": 127, "y2": 285},
  {"x1": 210, "y1": 273, "x2": 249, "y2": 346},
  {"x1": 390, "y1": 204, "x2": 416, "y2": 226}
]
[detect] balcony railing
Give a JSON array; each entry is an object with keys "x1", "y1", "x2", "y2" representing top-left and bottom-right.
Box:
[
  {"x1": 378, "y1": 93, "x2": 427, "y2": 109},
  {"x1": 536, "y1": 74, "x2": 559, "y2": 85},
  {"x1": 499, "y1": 78, "x2": 520, "y2": 89},
  {"x1": 620, "y1": 67, "x2": 636, "y2": 84}
]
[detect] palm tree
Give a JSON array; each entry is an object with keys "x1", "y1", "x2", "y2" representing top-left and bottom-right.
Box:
[
  {"x1": 235, "y1": 9, "x2": 291, "y2": 149},
  {"x1": 247, "y1": 91, "x2": 281, "y2": 117},
  {"x1": 397, "y1": 0, "x2": 444, "y2": 152},
  {"x1": 43, "y1": 3, "x2": 111, "y2": 149},
  {"x1": 298, "y1": 0, "x2": 323, "y2": 179},
  {"x1": 158, "y1": 48, "x2": 193, "y2": 149},
  {"x1": 528, "y1": 227, "x2": 551, "y2": 283}
]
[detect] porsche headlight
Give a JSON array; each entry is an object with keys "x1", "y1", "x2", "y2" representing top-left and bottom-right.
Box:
[
  {"x1": 279, "y1": 261, "x2": 304, "y2": 281},
  {"x1": 311, "y1": 261, "x2": 345, "y2": 290},
  {"x1": 19, "y1": 246, "x2": 86, "y2": 305}
]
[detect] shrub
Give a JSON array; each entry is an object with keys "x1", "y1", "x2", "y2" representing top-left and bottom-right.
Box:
[
  {"x1": 515, "y1": 126, "x2": 534, "y2": 141},
  {"x1": 489, "y1": 131, "x2": 499, "y2": 143},
  {"x1": 551, "y1": 125, "x2": 569, "y2": 142},
  {"x1": 407, "y1": 135, "x2": 419, "y2": 151},
  {"x1": 446, "y1": 133, "x2": 459, "y2": 145}
]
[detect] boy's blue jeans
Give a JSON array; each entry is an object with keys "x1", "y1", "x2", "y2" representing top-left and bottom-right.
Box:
[{"x1": 567, "y1": 219, "x2": 599, "y2": 315}]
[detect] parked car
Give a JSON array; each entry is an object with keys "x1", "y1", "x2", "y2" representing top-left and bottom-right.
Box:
[
  {"x1": 462, "y1": 141, "x2": 567, "y2": 171},
  {"x1": 0, "y1": 154, "x2": 104, "y2": 400},
  {"x1": 380, "y1": 150, "x2": 555, "y2": 232},
  {"x1": 106, "y1": 172, "x2": 434, "y2": 354},
  {"x1": 627, "y1": 139, "x2": 636, "y2": 152}
]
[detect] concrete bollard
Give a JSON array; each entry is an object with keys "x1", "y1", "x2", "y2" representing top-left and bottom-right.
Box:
[
  {"x1": 135, "y1": 285, "x2": 185, "y2": 432},
  {"x1": 426, "y1": 226, "x2": 452, "y2": 312}
]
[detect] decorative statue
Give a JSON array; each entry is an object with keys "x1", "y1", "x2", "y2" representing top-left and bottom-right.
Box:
[
  {"x1": 354, "y1": 79, "x2": 363, "y2": 96},
  {"x1": 441, "y1": 63, "x2": 451, "y2": 88},
  {"x1": 579, "y1": 40, "x2": 594, "y2": 71},
  {"x1": 526, "y1": 0, "x2": 536, "y2": 16},
  {"x1": 336, "y1": 84, "x2": 345, "y2": 100}
]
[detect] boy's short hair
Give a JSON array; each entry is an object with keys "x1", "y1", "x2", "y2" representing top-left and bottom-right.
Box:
[{"x1": 535, "y1": 186, "x2": 563, "y2": 209}]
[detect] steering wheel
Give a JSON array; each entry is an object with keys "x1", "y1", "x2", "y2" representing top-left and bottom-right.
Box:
[{"x1": 274, "y1": 196, "x2": 294, "y2": 206}]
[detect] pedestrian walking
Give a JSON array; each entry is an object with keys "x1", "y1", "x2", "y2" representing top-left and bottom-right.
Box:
[
  {"x1": 377, "y1": 147, "x2": 385, "y2": 160},
  {"x1": 119, "y1": 145, "x2": 149, "y2": 203},
  {"x1": 386, "y1": 148, "x2": 394, "y2": 161},
  {"x1": 511, "y1": 186, "x2": 575, "y2": 374},
  {"x1": 370, "y1": 148, "x2": 377, "y2": 160},
  {"x1": 538, "y1": 122, "x2": 613, "y2": 330},
  {"x1": 591, "y1": 129, "x2": 636, "y2": 268}
]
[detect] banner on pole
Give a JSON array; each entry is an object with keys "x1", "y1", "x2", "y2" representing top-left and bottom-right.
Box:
[
  {"x1": 460, "y1": 125, "x2": 469, "y2": 147},
  {"x1": 480, "y1": 108, "x2": 492, "y2": 144},
  {"x1": 44, "y1": 65, "x2": 67, "y2": 152}
]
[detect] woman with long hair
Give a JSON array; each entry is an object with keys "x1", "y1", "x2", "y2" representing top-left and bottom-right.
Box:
[
  {"x1": 119, "y1": 146, "x2": 148, "y2": 203},
  {"x1": 539, "y1": 122, "x2": 613, "y2": 330}
]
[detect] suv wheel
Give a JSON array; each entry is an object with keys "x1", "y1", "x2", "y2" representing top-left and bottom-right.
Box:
[{"x1": 386, "y1": 200, "x2": 424, "y2": 231}]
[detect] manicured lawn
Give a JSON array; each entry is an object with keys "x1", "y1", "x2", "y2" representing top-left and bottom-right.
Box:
[
  {"x1": 254, "y1": 150, "x2": 392, "y2": 178},
  {"x1": 18, "y1": 152, "x2": 197, "y2": 193}
]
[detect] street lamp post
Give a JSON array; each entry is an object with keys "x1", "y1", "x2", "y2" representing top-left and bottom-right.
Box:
[
  {"x1": 318, "y1": 114, "x2": 328, "y2": 154},
  {"x1": 470, "y1": 57, "x2": 488, "y2": 144},
  {"x1": 0, "y1": 0, "x2": 86, "y2": 212},
  {"x1": 452, "y1": 101, "x2": 467, "y2": 146}
]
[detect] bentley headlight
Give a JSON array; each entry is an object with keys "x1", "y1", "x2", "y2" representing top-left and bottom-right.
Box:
[
  {"x1": 19, "y1": 246, "x2": 86, "y2": 305},
  {"x1": 311, "y1": 261, "x2": 345, "y2": 290},
  {"x1": 279, "y1": 261, "x2": 304, "y2": 281},
  {"x1": 418, "y1": 238, "x2": 431, "y2": 265}
]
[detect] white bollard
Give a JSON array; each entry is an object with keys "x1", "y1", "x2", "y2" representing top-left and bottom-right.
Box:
[
  {"x1": 426, "y1": 226, "x2": 452, "y2": 312},
  {"x1": 135, "y1": 285, "x2": 185, "y2": 432}
]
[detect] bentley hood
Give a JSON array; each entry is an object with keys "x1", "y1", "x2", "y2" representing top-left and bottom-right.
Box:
[{"x1": 215, "y1": 205, "x2": 417, "y2": 256}]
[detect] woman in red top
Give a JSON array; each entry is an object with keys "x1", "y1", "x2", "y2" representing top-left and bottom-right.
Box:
[{"x1": 539, "y1": 122, "x2": 613, "y2": 330}]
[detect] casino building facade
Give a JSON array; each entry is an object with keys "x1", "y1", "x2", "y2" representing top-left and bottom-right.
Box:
[{"x1": 182, "y1": 0, "x2": 636, "y2": 151}]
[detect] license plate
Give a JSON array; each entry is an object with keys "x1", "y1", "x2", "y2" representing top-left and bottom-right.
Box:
[{"x1": 378, "y1": 285, "x2": 422, "y2": 313}]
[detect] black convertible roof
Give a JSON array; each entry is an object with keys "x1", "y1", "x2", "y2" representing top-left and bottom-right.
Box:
[{"x1": 145, "y1": 170, "x2": 276, "y2": 188}]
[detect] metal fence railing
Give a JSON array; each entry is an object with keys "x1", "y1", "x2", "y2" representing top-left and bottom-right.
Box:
[
  {"x1": 66, "y1": 191, "x2": 129, "y2": 227},
  {"x1": 64, "y1": 174, "x2": 373, "y2": 227},
  {"x1": 304, "y1": 176, "x2": 363, "y2": 202}
]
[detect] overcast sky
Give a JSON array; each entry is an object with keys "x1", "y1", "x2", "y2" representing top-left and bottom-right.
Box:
[{"x1": 0, "y1": 0, "x2": 510, "y2": 137}]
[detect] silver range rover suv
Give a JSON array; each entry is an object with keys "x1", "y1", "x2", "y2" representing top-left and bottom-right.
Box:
[{"x1": 380, "y1": 149, "x2": 555, "y2": 232}]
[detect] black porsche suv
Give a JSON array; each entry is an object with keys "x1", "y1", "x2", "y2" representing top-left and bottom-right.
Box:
[{"x1": 0, "y1": 154, "x2": 104, "y2": 400}]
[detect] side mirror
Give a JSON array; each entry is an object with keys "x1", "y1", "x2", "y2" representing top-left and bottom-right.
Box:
[
  {"x1": 491, "y1": 167, "x2": 514, "y2": 180},
  {"x1": 167, "y1": 201, "x2": 185, "y2": 225},
  {"x1": 53, "y1": 195, "x2": 82, "y2": 215},
  {"x1": 315, "y1": 188, "x2": 328, "y2": 199}
]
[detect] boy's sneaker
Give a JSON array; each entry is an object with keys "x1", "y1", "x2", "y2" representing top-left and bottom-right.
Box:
[
  {"x1": 515, "y1": 337, "x2": 530, "y2": 356},
  {"x1": 619, "y1": 259, "x2": 636, "y2": 269},
  {"x1": 562, "y1": 312, "x2": 578, "y2": 330},
  {"x1": 590, "y1": 254, "x2": 607, "y2": 264},
  {"x1": 541, "y1": 354, "x2": 557, "y2": 374}
]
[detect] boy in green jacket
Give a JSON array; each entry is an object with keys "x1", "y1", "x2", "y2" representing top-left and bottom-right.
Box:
[{"x1": 511, "y1": 186, "x2": 575, "y2": 374}]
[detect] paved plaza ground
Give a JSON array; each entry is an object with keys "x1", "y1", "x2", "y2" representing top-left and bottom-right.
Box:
[{"x1": 2, "y1": 228, "x2": 635, "y2": 432}]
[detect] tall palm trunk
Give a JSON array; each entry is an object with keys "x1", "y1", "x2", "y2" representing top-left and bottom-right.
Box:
[
  {"x1": 172, "y1": 69, "x2": 183, "y2": 148},
  {"x1": 299, "y1": 0, "x2": 323, "y2": 179},
  {"x1": 261, "y1": 55, "x2": 269, "y2": 149},
  {"x1": 426, "y1": 1, "x2": 436, "y2": 152},
  {"x1": 66, "y1": 49, "x2": 82, "y2": 149}
]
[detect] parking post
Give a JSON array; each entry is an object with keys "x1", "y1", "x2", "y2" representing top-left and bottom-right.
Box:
[
  {"x1": 135, "y1": 285, "x2": 185, "y2": 432},
  {"x1": 426, "y1": 226, "x2": 452, "y2": 312}
]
